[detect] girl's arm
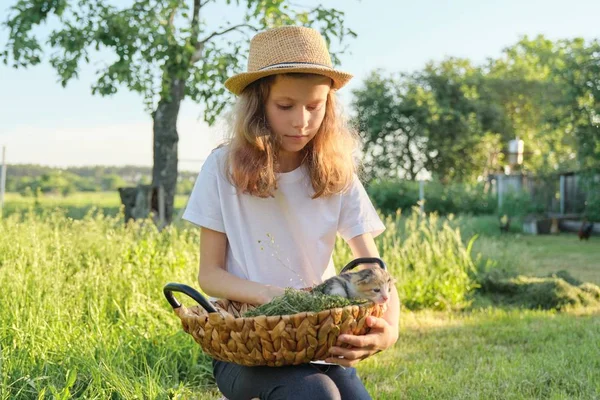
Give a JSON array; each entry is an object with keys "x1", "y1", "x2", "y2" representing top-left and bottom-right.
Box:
[
  {"x1": 325, "y1": 232, "x2": 400, "y2": 367},
  {"x1": 345, "y1": 232, "x2": 400, "y2": 337},
  {"x1": 199, "y1": 227, "x2": 285, "y2": 305}
]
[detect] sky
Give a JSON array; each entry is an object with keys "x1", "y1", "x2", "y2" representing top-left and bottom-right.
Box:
[{"x1": 1, "y1": 0, "x2": 599, "y2": 172}]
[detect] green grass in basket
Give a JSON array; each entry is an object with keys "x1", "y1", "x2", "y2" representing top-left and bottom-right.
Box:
[{"x1": 243, "y1": 288, "x2": 368, "y2": 317}]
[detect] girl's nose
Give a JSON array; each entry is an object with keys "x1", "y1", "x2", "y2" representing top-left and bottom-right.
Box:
[{"x1": 292, "y1": 107, "x2": 310, "y2": 129}]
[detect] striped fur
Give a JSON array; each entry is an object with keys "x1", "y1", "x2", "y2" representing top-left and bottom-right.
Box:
[{"x1": 313, "y1": 268, "x2": 394, "y2": 304}]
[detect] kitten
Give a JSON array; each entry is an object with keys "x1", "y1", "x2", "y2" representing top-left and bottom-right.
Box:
[{"x1": 313, "y1": 267, "x2": 395, "y2": 304}]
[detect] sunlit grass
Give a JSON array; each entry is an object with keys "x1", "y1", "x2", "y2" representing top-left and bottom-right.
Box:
[
  {"x1": 3, "y1": 191, "x2": 189, "y2": 219},
  {"x1": 0, "y1": 210, "x2": 212, "y2": 399},
  {"x1": 359, "y1": 307, "x2": 600, "y2": 399},
  {"x1": 1, "y1": 205, "x2": 598, "y2": 399},
  {"x1": 473, "y1": 234, "x2": 600, "y2": 285}
]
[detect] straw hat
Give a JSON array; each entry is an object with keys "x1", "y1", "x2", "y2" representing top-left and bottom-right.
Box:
[{"x1": 224, "y1": 26, "x2": 353, "y2": 95}]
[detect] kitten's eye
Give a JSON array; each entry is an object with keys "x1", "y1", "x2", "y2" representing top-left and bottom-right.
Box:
[{"x1": 373, "y1": 288, "x2": 381, "y2": 293}]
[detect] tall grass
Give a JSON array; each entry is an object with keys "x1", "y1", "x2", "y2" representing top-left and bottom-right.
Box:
[
  {"x1": 335, "y1": 209, "x2": 478, "y2": 310},
  {"x1": 1, "y1": 208, "x2": 478, "y2": 398},
  {"x1": 0, "y1": 210, "x2": 213, "y2": 399}
]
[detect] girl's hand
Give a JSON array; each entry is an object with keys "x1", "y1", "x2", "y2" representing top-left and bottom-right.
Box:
[
  {"x1": 324, "y1": 315, "x2": 398, "y2": 367},
  {"x1": 260, "y1": 285, "x2": 286, "y2": 304}
]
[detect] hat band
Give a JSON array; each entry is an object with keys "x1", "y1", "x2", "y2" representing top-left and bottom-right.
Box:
[{"x1": 257, "y1": 61, "x2": 332, "y2": 72}]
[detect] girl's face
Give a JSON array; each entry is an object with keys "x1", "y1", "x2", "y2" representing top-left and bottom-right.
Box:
[{"x1": 265, "y1": 74, "x2": 331, "y2": 167}]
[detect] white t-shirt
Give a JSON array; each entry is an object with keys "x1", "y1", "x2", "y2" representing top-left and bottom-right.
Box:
[{"x1": 182, "y1": 146, "x2": 385, "y2": 289}]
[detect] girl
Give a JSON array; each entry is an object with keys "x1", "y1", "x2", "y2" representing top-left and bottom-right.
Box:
[{"x1": 183, "y1": 26, "x2": 400, "y2": 400}]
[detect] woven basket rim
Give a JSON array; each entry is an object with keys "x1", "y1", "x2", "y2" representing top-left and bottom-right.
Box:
[
  {"x1": 191, "y1": 298, "x2": 377, "y2": 320},
  {"x1": 174, "y1": 297, "x2": 385, "y2": 367}
]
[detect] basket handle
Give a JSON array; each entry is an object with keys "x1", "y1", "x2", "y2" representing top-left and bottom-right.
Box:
[
  {"x1": 340, "y1": 257, "x2": 387, "y2": 274},
  {"x1": 163, "y1": 282, "x2": 218, "y2": 313}
]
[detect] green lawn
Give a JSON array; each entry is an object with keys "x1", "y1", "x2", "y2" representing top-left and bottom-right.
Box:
[
  {"x1": 1, "y1": 199, "x2": 599, "y2": 399},
  {"x1": 194, "y1": 308, "x2": 600, "y2": 400},
  {"x1": 196, "y1": 232, "x2": 600, "y2": 399},
  {"x1": 3, "y1": 191, "x2": 190, "y2": 208},
  {"x1": 2, "y1": 191, "x2": 189, "y2": 219},
  {"x1": 473, "y1": 234, "x2": 600, "y2": 285},
  {"x1": 359, "y1": 308, "x2": 599, "y2": 399}
]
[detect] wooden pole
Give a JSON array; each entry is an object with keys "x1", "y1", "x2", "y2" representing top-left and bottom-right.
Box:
[
  {"x1": 158, "y1": 184, "x2": 165, "y2": 228},
  {"x1": 0, "y1": 146, "x2": 6, "y2": 218},
  {"x1": 419, "y1": 180, "x2": 425, "y2": 214},
  {"x1": 559, "y1": 175, "x2": 565, "y2": 215},
  {"x1": 498, "y1": 174, "x2": 504, "y2": 211}
]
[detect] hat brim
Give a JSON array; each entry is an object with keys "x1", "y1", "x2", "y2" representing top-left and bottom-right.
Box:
[{"x1": 224, "y1": 65, "x2": 353, "y2": 95}]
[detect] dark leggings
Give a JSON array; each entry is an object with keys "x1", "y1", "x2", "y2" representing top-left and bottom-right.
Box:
[{"x1": 212, "y1": 359, "x2": 372, "y2": 400}]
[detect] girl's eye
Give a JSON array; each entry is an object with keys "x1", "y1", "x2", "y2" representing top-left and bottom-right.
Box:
[
  {"x1": 277, "y1": 105, "x2": 292, "y2": 110},
  {"x1": 307, "y1": 104, "x2": 322, "y2": 111},
  {"x1": 373, "y1": 288, "x2": 380, "y2": 293}
]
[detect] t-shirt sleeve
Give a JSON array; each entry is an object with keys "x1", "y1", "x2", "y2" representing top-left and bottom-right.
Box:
[
  {"x1": 337, "y1": 174, "x2": 385, "y2": 241},
  {"x1": 181, "y1": 151, "x2": 225, "y2": 232}
]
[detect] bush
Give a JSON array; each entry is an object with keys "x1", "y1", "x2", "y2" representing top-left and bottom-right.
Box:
[
  {"x1": 366, "y1": 179, "x2": 496, "y2": 216},
  {"x1": 498, "y1": 189, "x2": 544, "y2": 218},
  {"x1": 334, "y1": 209, "x2": 479, "y2": 311},
  {"x1": 584, "y1": 189, "x2": 600, "y2": 221},
  {"x1": 366, "y1": 179, "x2": 420, "y2": 215}
]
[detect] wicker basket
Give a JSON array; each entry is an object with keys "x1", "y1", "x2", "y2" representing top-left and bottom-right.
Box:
[{"x1": 164, "y1": 257, "x2": 387, "y2": 367}]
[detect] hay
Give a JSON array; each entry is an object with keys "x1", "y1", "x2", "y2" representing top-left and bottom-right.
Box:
[
  {"x1": 243, "y1": 288, "x2": 368, "y2": 317},
  {"x1": 478, "y1": 270, "x2": 600, "y2": 310}
]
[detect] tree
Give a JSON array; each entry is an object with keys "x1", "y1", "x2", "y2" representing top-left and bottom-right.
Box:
[
  {"x1": 554, "y1": 39, "x2": 600, "y2": 171},
  {"x1": 37, "y1": 170, "x2": 79, "y2": 195},
  {"x1": 101, "y1": 174, "x2": 126, "y2": 191},
  {"x1": 353, "y1": 60, "x2": 506, "y2": 183},
  {"x1": 2, "y1": 0, "x2": 355, "y2": 223},
  {"x1": 352, "y1": 70, "x2": 430, "y2": 181},
  {"x1": 413, "y1": 59, "x2": 501, "y2": 182},
  {"x1": 485, "y1": 35, "x2": 578, "y2": 174},
  {"x1": 353, "y1": 36, "x2": 600, "y2": 183},
  {"x1": 485, "y1": 35, "x2": 600, "y2": 175}
]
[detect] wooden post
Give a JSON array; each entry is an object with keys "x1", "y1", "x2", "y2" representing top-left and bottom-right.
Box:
[
  {"x1": 498, "y1": 174, "x2": 504, "y2": 211},
  {"x1": 118, "y1": 184, "x2": 166, "y2": 227},
  {"x1": 419, "y1": 180, "x2": 425, "y2": 215},
  {"x1": 118, "y1": 185, "x2": 153, "y2": 222},
  {"x1": 559, "y1": 174, "x2": 565, "y2": 215},
  {"x1": 157, "y1": 184, "x2": 165, "y2": 229},
  {"x1": 0, "y1": 146, "x2": 6, "y2": 218}
]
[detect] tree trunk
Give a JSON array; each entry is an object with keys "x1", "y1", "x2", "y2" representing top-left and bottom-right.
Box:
[{"x1": 152, "y1": 78, "x2": 185, "y2": 225}]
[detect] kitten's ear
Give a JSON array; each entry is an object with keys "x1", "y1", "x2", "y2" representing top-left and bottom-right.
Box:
[{"x1": 355, "y1": 269, "x2": 374, "y2": 284}]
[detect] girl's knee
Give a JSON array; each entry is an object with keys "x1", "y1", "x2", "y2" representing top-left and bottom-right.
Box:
[{"x1": 272, "y1": 373, "x2": 341, "y2": 400}]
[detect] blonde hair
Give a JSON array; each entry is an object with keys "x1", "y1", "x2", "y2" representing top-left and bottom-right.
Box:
[{"x1": 225, "y1": 73, "x2": 360, "y2": 198}]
